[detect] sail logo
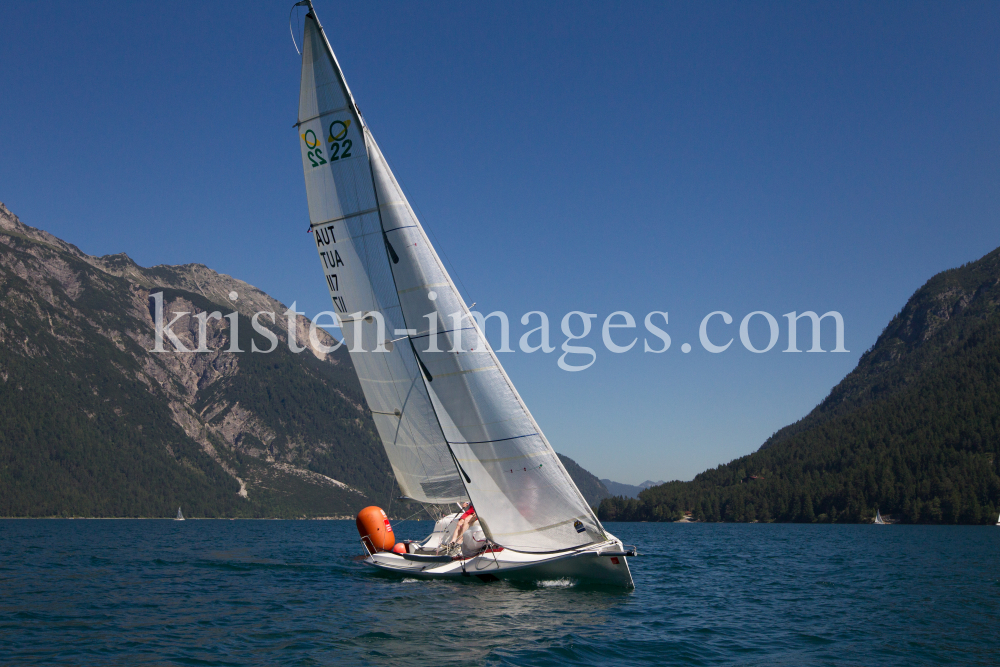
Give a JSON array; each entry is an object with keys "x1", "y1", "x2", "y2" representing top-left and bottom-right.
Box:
[
  {"x1": 328, "y1": 119, "x2": 350, "y2": 141},
  {"x1": 302, "y1": 129, "x2": 320, "y2": 149},
  {"x1": 302, "y1": 129, "x2": 327, "y2": 168},
  {"x1": 326, "y1": 118, "x2": 353, "y2": 162},
  {"x1": 303, "y1": 118, "x2": 354, "y2": 168}
]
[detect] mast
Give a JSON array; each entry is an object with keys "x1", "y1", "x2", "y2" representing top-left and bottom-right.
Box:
[{"x1": 301, "y1": 0, "x2": 365, "y2": 129}]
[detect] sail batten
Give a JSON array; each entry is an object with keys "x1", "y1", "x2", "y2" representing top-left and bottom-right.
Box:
[{"x1": 297, "y1": 8, "x2": 606, "y2": 551}]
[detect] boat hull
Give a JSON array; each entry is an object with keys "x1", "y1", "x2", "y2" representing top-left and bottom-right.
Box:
[{"x1": 365, "y1": 540, "x2": 634, "y2": 588}]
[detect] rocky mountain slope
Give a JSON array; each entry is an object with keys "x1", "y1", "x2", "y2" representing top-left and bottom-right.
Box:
[
  {"x1": 0, "y1": 203, "x2": 604, "y2": 518},
  {"x1": 0, "y1": 202, "x2": 397, "y2": 517},
  {"x1": 600, "y1": 246, "x2": 1000, "y2": 524}
]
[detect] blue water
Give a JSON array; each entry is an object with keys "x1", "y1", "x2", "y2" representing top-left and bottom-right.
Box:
[{"x1": 0, "y1": 521, "x2": 997, "y2": 665}]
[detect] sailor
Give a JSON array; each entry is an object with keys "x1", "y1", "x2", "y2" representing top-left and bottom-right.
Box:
[{"x1": 446, "y1": 501, "x2": 478, "y2": 550}]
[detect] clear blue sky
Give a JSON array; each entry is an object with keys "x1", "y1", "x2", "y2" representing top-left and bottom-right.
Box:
[{"x1": 2, "y1": 1, "x2": 998, "y2": 484}]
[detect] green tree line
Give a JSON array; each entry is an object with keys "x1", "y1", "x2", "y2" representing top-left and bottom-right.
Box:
[{"x1": 600, "y1": 248, "x2": 1000, "y2": 525}]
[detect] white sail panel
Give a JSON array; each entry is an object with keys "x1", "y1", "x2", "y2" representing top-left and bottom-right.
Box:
[
  {"x1": 298, "y1": 14, "x2": 464, "y2": 503},
  {"x1": 366, "y1": 135, "x2": 606, "y2": 552}
]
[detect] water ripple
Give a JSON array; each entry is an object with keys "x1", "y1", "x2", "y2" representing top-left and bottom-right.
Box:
[{"x1": 0, "y1": 521, "x2": 997, "y2": 665}]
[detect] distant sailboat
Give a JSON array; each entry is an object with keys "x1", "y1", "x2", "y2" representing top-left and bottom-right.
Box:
[
  {"x1": 874, "y1": 509, "x2": 885, "y2": 525},
  {"x1": 176, "y1": 507, "x2": 184, "y2": 521}
]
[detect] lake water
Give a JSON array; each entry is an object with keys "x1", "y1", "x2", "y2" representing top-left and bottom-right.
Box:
[{"x1": 0, "y1": 520, "x2": 997, "y2": 665}]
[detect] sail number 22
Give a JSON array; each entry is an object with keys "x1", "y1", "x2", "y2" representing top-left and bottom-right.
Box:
[{"x1": 303, "y1": 119, "x2": 353, "y2": 168}]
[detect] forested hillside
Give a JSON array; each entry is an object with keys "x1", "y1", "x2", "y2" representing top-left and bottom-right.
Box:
[
  {"x1": 557, "y1": 454, "x2": 610, "y2": 507},
  {"x1": 599, "y1": 247, "x2": 1000, "y2": 524}
]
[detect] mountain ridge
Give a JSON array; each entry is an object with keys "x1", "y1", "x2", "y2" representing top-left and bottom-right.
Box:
[
  {"x1": 599, "y1": 245, "x2": 1000, "y2": 524},
  {"x1": 0, "y1": 203, "x2": 607, "y2": 518},
  {"x1": 600, "y1": 479, "x2": 665, "y2": 500}
]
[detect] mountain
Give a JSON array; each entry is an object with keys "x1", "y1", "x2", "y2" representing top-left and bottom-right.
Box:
[
  {"x1": 558, "y1": 454, "x2": 610, "y2": 507},
  {"x1": 600, "y1": 479, "x2": 666, "y2": 500},
  {"x1": 0, "y1": 202, "x2": 400, "y2": 517},
  {"x1": 599, "y1": 246, "x2": 1000, "y2": 524},
  {"x1": 0, "y1": 203, "x2": 606, "y2": 519}
]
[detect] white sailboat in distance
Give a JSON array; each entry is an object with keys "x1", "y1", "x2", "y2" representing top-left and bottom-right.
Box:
[
  {"x1": 176, "y1": 508, "x2": 184, "y2": 521},
  {"x1": 292, "y1": 0, "x2": 634, "y2": 587},
  {"x1": 874, "y1": 509, "x2": 885, "y2": 525}
]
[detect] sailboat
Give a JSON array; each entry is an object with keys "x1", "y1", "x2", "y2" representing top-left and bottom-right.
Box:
[
  {"x1": 874, "y1": 509, "x2": 885, "y2": 525},
  {"x1": 176, "y1": 507, "x2": 185, "y2": 521},
  {"x1": 292, "y1": 1, "x2": 634, "y2": 587}
]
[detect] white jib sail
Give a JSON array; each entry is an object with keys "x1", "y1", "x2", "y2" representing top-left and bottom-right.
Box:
[{"x1": 296, "y1": 9, "x2": 606, "y2": 552}]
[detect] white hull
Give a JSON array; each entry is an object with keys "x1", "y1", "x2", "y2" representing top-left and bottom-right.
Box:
[{"x1": 366, "y1": 538, "x2": 634, "y2": 587}]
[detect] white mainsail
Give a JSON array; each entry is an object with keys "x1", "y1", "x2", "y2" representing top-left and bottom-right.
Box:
[
  {"x1": 296, "y1": 7, "x2": 606, "y2": 552},
  {"x1": 297, "y1": 13, "x2": 464, "y2": 505}
]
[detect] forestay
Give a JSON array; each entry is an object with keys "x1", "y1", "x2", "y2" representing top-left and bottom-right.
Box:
[{"x1": 296, "y1": 10, "x2": 606, "y2": 552}]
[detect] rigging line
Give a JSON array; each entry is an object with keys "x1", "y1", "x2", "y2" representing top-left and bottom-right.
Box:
[
  {"x1": 399, "y1": 507, "x2": 426, "y2": 522},
  {"x1": 419, "y1": 501, "x2": 437, "y2": 522},
  {"x1": 490, "y1": 540, "x2": 501, "y2": 569},
  {"x1": 475, "y1": 540, "x2": 501, "y2": 571},
  {"x1": 289, "y1": 1, "x2": 308, "y2": 55},
  {"x1": 383, "y1": 470, "x2": 394, "y2": 516},
  {"x1": 408, "y1": 326, "x2": 475, "y2": 341},
  {"x1": 388, "y1": 375, "x2": 433, "y2": 492},
  {"x1": 388, "y1": 505, "x2": 427, "y2": 536}
]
